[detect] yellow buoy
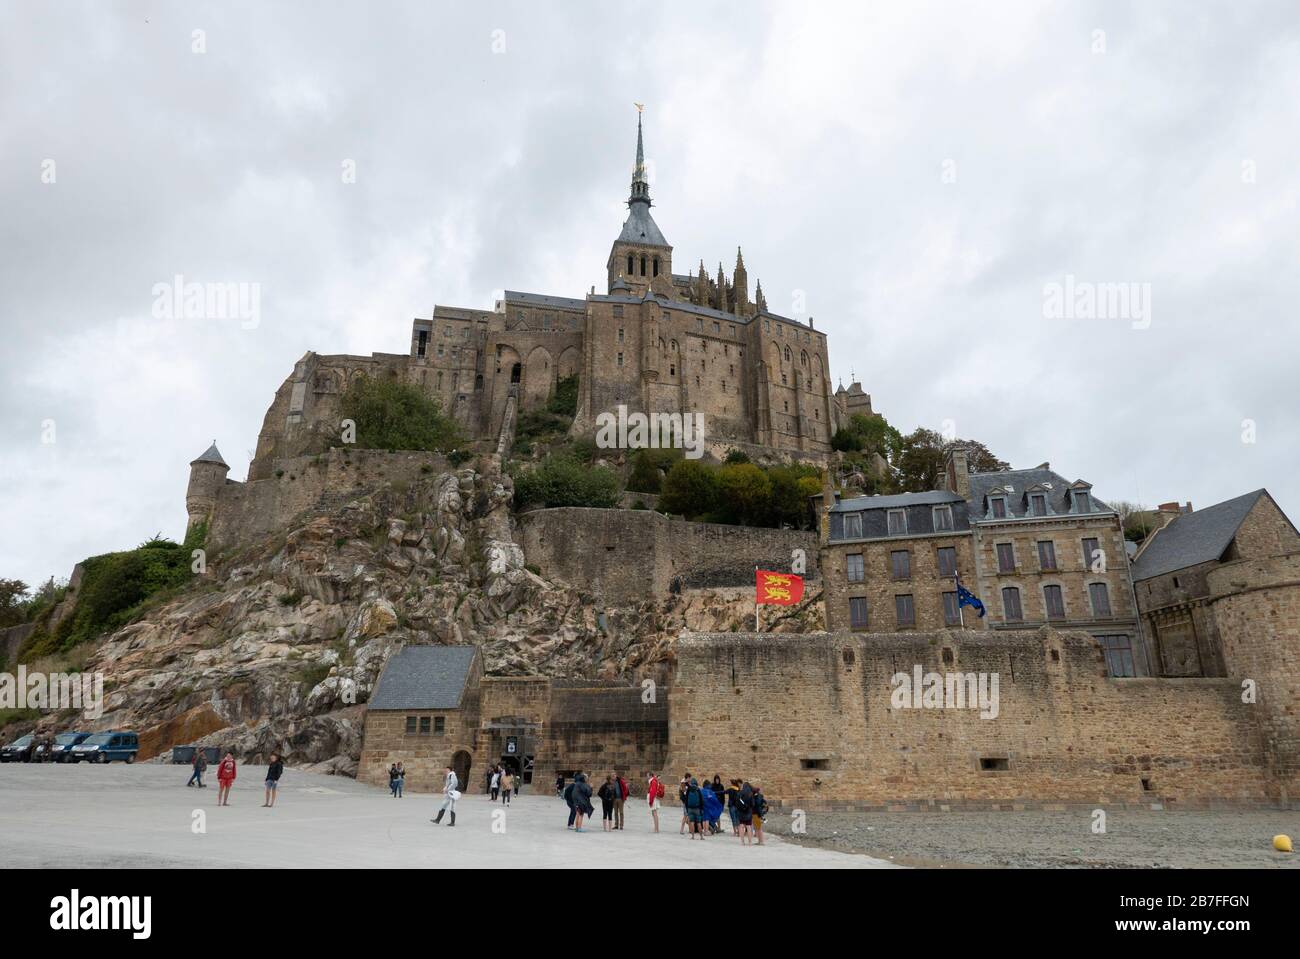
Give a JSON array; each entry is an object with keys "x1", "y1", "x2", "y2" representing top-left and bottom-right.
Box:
[{"x1": 1273, "y1": 834, "x2": 1292, "y2": 853}]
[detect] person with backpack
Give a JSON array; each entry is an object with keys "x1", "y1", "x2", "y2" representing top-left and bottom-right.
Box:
[
  {"x1": 647, "y1": 772, "x2": 663, "y2": 832},
  {"x1": 187, "y1": 750, "x2": 207, "y2": 788},
  {"x1": 734, "y1": 780, "x2": 754, "y2": 845},
  {"x1": 500, "y1": 769, "x2": 514, "y2": 805},
  {"x1": 725, "y1": 779, "x2": 742, "y2": 835},
  {"x1": 216, "y1": 752, "x2": 237, "y2": 806},
  {"x1": 431, "y1": 765, "x2": 460, "y2": 826},
  {"x1": 751, "y1": 782, "x2": 768, "y2": 845},
  {"x1": 683, "y1": 777, "x2": 707, "y2": 839},
  {"x1": 572, "y1": 772, "x2": 593, "y2": 833},
  {"x1": 614, "y1": 773, "x2": 629, "y2": 830},
  {"x1": 564, "y1": 777, "x2": 578, "y2": 829},
  {"x1": 597, "y1": 775, "x2": 617, "y2": 831},
  {"x1": 263, "y1": 752, "x2": 284, "y2": 808}
]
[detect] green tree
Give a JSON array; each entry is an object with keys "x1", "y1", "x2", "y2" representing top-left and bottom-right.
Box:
[
  {"x1": 894, "y1": 429, "x2": 1009, "y2": 493},
  {"x1": 658, "y1": 459, "x2": 719, "y2": 518},
  {"x1": 0, "y1": 578, "x2": 28, "y2": 629},
  {"x1": 511, "y1": 454, "x2": 620, "y2": 510},
  {"x1": 715, "y1": 463, "x2": 772, "y2": 526},
  {"x1": 626, "y1": 448, "x2": 682, "y2": 494},
  {"x1": 334, "y1": 377, "x2": 464, "y2": 453}
]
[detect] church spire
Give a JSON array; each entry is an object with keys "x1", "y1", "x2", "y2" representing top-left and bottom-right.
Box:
[{"x1": 629, "y1": 106, "x2": 651, "y2": 208}]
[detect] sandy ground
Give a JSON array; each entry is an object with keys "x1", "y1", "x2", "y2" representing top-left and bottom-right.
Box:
[
  {"x1": 764, "y1": 807, "x2": 1300, "y2": 868},
  {"x1": 0, "y1": 762, "x2": 891, "y2": 869}
]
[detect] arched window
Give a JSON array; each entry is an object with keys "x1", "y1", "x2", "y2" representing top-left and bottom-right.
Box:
[
  {"x1": 801, "y1": 350, "x2": 809, "y2": 366},
  {"x1": 627, "y1": 254, "x2": 634, "y2": 275},
  {"x1": 670, "y1": 340, "x2": 678, "y2": 352},
  {"x1": 784, "y1": 346, "x2": 791, "y2": 362},
  {"x1": 653, "y1": 256, "x2": 660, "y2": 277},
  {"x1": 640, "y1": 255, "x2": 647, "y2": 276}
]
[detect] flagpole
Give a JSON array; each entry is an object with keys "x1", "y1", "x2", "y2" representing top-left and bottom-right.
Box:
[{"x1": 755, "y1": 565, "x2": 760, "y2": 633}]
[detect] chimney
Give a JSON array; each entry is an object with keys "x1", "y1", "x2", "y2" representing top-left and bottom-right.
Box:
[
  {"x1": 945, "y1": 446, "x2": 971, "y2": 500},
  {"x1": 819, "y1": 467, "x2": 837, "y2": 545},
  {"x1": 1152, "y1": 501, "x2": 1191, "y2": 530}
]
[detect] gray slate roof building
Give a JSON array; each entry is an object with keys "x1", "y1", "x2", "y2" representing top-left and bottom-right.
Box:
[
  {"x1": 190, "y1": 442, "x2": 228, "y2": 468},
  {"x1": 1131, "y1": 489, "x2": 1272, "y2": 582},
  {"x1": 966, "y1": 466, "x2": 1110, "y2": 520},
  {"x1": 832, "y1": 489, "x2": 965, "y2": 513},
  {"x1": 368, "y1": 645, "x2": 479, "y2": 711}
]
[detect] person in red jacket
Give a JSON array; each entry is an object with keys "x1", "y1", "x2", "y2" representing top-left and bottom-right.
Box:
[
  {"x1": 216, "y1": 752, "x2": 237, "y2": 806},
  {"x1": 646, "y1": 772, "x2": 664, "y2": 833}
]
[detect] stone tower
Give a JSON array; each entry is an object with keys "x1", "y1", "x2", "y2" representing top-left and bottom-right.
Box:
[
  {"x1": 733, "y1": 247, "x2": 749, "y2": 315},
  {"x1": 186, "y1": 441, "x2": 229, "y2": 532},
  {"x1": 606, "y1": 109, "x2": 672, "y2": 297}
]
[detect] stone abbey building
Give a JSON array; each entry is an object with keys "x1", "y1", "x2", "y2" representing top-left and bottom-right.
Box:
[{"x1": 245, "y1": 113, "x2": 873, "y2": 482}]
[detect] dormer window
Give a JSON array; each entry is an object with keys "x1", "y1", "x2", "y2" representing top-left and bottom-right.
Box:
[
  {"x1": 887, "y1": 509, "x2": 907, "y2": 536},
  {"x1": 990, "y1": 496, "x2": 1008, "y2": 519},
  {"x1": 1029, "y1": 493, "x2": 1048, "y2": 517},
  {"x1": 843, "y1": 513, "x2": 863, "y2": 539},
  {"x1": 1074, "y1": 490, "x2": 1092, "y2": 513},
  {"x1": 932, "y1": 505, "x2": 953, "y2": 531}
]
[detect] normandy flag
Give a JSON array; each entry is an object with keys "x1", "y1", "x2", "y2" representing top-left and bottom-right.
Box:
[{"x1": 756, "y1": 570, "x2": 804, "y2": 606}]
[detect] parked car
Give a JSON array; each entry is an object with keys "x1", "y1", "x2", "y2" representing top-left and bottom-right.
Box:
[
  {"x1": 69, "y1": 731, "x2": 139, "y2": 764},
  {"x1": 0, "y1": 734, "x2": 37, "y2": 763},
  {"x1": 41, "y1": 732, "x2": 92, "y2": 763}
]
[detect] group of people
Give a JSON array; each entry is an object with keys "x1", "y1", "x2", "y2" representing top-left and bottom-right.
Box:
[
  {"x1": 558, "y1": 770, "x2": 768, "y2": 844},
  {"x1": 185, "y1": 751, "x2": 284, "y2": 808},
  {"x1": 486, "y1": 764, "x2": 520, "y2": 803},
  {"x1": 387, "y1": 762, "x2": 407, "y2": 798},
  {"x1": 672, "y1": 774, "x2": 767, "y2": 844}
]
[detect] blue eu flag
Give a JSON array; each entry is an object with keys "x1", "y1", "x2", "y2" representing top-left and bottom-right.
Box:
[{"x1": 955, "y1": 576, "x2": 986, "y2": 618}]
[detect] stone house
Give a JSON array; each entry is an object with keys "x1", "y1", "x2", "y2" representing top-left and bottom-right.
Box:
[
  {"x1": 1131, "y1": 488, "x2": 1299, "y2": 677},
  {"x1": 944, "y1": 449, "x2": 1144, "y2": 677}
]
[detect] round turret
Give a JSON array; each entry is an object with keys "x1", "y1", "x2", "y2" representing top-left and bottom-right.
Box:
[{"x1": 186, "y1": 441, "x2": 229, "y2": 531}]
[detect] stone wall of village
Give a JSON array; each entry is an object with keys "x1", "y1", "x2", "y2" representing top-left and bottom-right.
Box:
[
  {"x1": 516, "y1": 506, "x2": 818, "y2": 603},
  {"x1": 666, "y1": 629, "x2": 1272, "y2": 809}
]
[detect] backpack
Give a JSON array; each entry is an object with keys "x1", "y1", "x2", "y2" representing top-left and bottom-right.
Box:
[
  {"x1": 686, "y1": 785, "x2": 702, "y2": 808},
  {"x1": 753, "y1": 793, "x2": 768, "y2": 817}
]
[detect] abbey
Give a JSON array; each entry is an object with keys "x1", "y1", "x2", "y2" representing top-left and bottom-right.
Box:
[{"x1": 244, "y1": 113, "x2": 874, "y2": 481}]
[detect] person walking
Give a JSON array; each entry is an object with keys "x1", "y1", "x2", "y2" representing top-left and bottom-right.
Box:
[
  {"x1": 431, "y1": 764, "x2": 460, "y2": 826},
  {"x1": 500, "y1": 769, "x2": 514, "y2": 805},
  {"x1": 216, "y1": 752, "x2": 237, "y2": 806},
  {"x1": 490, "y1": 767, "x2": 501, "y2": 802},
  {"x1": 572, "y1": 772, "x2": 593, "y2": 832},
  {"x1": 614, "y1": 773, "x2": 628, "y2": 830},
  {"x1": 187, "y1": 750, "x2": 207, "y2": 788},
  {"x1": 735, "y1": 780, "x2": 754, "y2": 845},
  {"x1": 751, "y1": 782, "x2": 768, "y2": 846},
  {"x1": 597, "y1": 775, "x2": 616, "y2": 832},
  {"x1": 263, "y1": 752, "x2": 284, "y2": 808},
  {"x1": 389, "y1": 763, "x2": 401, "y2": 797},
  {"x1": 564, "y1": 777, "x2": 578, "y2": 829},
  {"x1": 394, "y1": 762, "x2": 406, "y2": 798},
  {"x1": 647, "y1": 772, "x2": 663, "y2": 833},
  {"x1": 678, "y1": 773, "x2": 692, "y2": 835}
]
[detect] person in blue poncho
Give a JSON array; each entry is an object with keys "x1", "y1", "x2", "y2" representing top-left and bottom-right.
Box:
[{"x1": 701, "y1": 779, "x2": 724, "y2": 834}]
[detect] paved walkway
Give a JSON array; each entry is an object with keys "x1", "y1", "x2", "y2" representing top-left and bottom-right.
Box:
[{"x1": 0, "y1": 763, "x2": 893, "y2": 868}]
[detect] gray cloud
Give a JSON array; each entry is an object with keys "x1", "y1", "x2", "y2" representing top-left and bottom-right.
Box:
[{"x1": 2, "y1": 0, "x2": 1298, "y2": 586}]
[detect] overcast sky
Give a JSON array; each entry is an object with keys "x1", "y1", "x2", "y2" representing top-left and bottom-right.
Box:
[{"x1": 2, "y1": 1, "x2": 1298, "y2": 588}]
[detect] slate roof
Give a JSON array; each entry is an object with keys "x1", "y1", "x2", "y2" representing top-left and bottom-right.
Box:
[
  {"x1": 1131, "y1": 489, "x2": 1267, "y2": 581},
  {"x1": 368, "y1": 645, "x2": 479, "y2": 710},
  {"x1": 832, "y1": 489, "x2": 965, "y2": 513},
  {"x1": 965, "y1": 467, "x2": 1111, "y2": 520},
  {"x1": 502, "y1": 290, "x2": 587, "y2": 311},
  {"x1": 616, "y1": 202, "x2": 669, "y2": 247},
  {"x1": 190, "y1": 443, "x2": 228, "y2": 468}
]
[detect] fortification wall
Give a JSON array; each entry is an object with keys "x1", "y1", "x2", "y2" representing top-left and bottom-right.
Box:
[
  {"x1": 668, "y1": 629, "x2": 1272, "y2": 809},
  {"x1": 516, "y1": 507, "x2": 818, "y2": 603},
  {"x1": 1209, "y1": 551, "x2": 1300, "y2": 798},
  {"x1": 208, "y1": 448, "x2": 447, "y2": 553}
]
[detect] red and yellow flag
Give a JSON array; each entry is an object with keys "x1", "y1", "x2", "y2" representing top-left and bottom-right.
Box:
[{"x1": 756, "y1": 570, "x2": 804, "y2": 606}]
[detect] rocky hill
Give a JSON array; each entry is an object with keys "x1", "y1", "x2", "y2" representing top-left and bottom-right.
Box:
[{"x1": 28, "y1": 462, "x2": 821, "y2": 775}]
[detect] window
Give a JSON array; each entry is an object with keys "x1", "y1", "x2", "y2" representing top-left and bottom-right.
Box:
[
  {"x1": 434, "y1": 716, "x2": 445, "y2": 734},
  {"x1": 436, "y1": 371, "x2": 443, "y2": 389},
  {"x1": 418, "y1": 717, "x2": 431, "y2": 735},
  {"x1": 942, "y1": 591, "x2": 961, "y2": 626},
  {"x1": 626, "y1": 254, "x2": 633, "y2": 275},
  {"x1": 849, "y1": 597, "x2": 869, "y2": 630},
  {"x1": 416, "y1": 330, "x2": 428, "y2": 357},
  {"x1": 669, "y1": 364, "x2": 675, "y2": 376},
  {"x1": 1037, "y1": 540, "x2": 1057, "y2": 571},
  {"x1": 436, "y1": 344, "x2": 444, "y2": 358},
  {"x1": 990, "y1": 497, "x2": 1007, "y2": 519},
  {"x1": 640, "y1": 255, "x2": 647, "y2": 276},
  {"x1": 1089, "y1": 582, "x2": 1112, "y2": 617},
  {"x1": 1082, "y1": 538, "x2": 1101, "y2": 571},
  {"x1": 887, "y1": 510, "x2": 907, "y2": 536},
  {"x1": 1044, "y1": 585, "x2": 1065, "y2": 620},
  {"x1": 713, "y1": 321, "x2": 721, "y2": 334},
  {"x1": 653, "y1": 256, "x2": 660, "y2": 277},
  {"x1": 843, "y1": 513, "x2": 863, "y2": 539},
  {"x1": 800, "y1": 758, "x2": 829, "y2": 771},
  {"x1": 617, "y1": 352, "x2": 624, "y2": 367},
  {"x1": 932, "y1": 505, "x2": 953, "y2": 531},
  {"x1": 1002, "y1": 587, "x2": 1023, "y2": 621},
  {"x1": 613, "y1": 305, "x2": 624, "y2": 318},
  {"x1": 936, "y1": 547, "x2": 957, "y2": 577},
  {"x1": 846, "y1": 553, "x2": 864, "y2": 582},
  {"x1": 617, "y1": 328, "x2": 624, "y2": 343},
  {"x1": 996, "y1": 542, "x2": 1016, "y2": 573},
  {"x1": 1029, "y1": 493, "x2": 1048, "y2": 516},
  {"x1": 1075, "y1": 490, "x2": 1092, "y2": 513},
  {"x1": 404, "y1": 716, "x2": 417, "y2": 734},
  {"x1": 1098, "y1": 635, "x2": 1135, "y2": 677},
  {"x1": 890, "y1": 550, "x2": 911, "y2": 580},
  {"x1": 895, "y1": 594, "x2": 916, "y2": 627}
]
